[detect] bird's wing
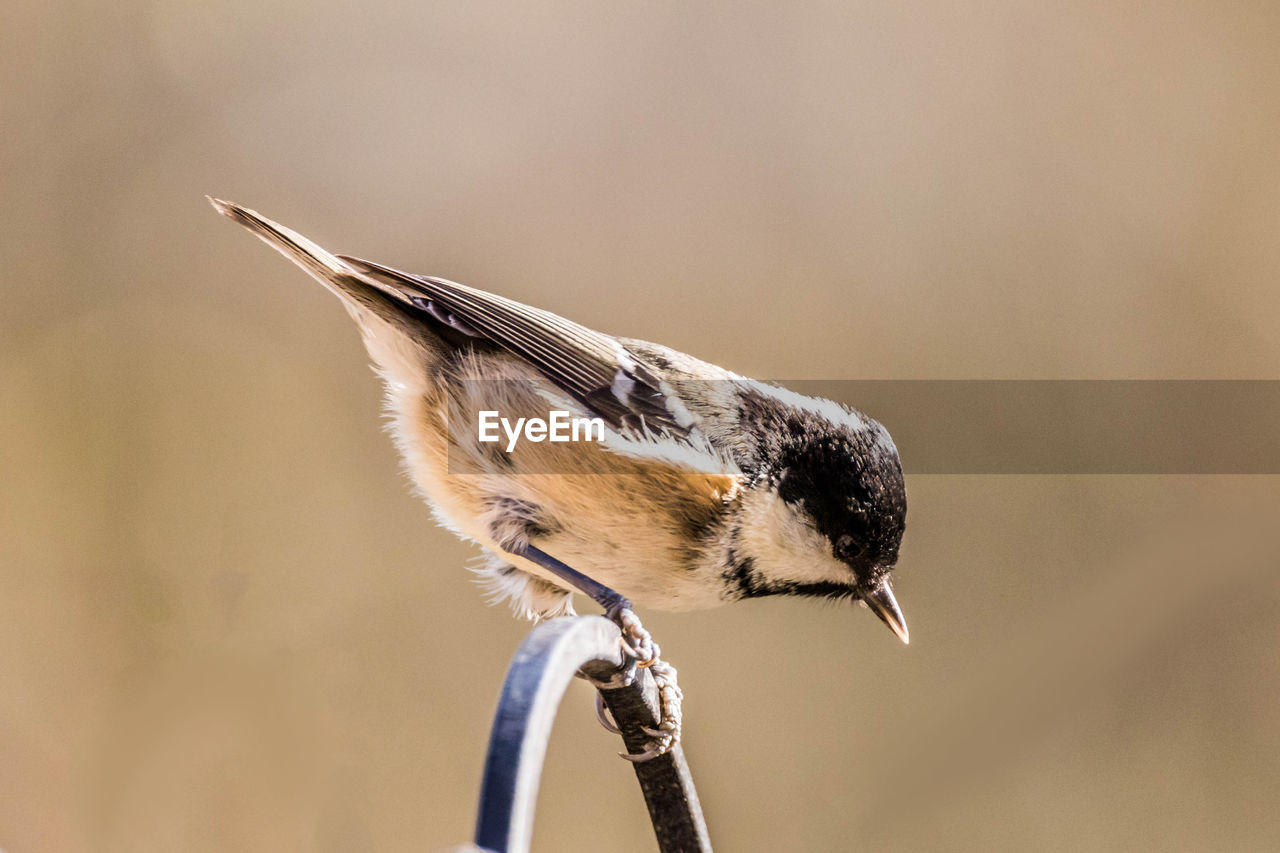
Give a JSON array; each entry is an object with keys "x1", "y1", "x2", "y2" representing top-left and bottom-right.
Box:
[{"x1": 337, "y1": 256, "x2": 703, "y2": 442}]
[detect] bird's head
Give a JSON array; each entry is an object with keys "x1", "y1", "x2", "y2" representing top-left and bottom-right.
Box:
[{"x1": 731, "y1": 388, "x2": 909, "y2": 643}]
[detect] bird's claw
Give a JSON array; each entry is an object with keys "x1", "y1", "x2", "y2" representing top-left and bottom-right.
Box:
[
  {"x1": 590, "y1": 605, "x2": 684, "y2": 763},
  {"x1": 594, "y1": 692, "x2": 622, "y2": 734},
  {"x1": 609, "y1": 604, "x2": 680, "y2": 758},
  {"x1": 620, "y1": 742, "x2": 666, "y2": 764},
  {"x1": 618, "y1": 656, "x2": 682, "y2": 762}
]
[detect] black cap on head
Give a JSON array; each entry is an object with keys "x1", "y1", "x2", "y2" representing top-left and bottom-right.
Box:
[{"x1": 772, "y1": 414, "x2": 906, "y2": 586}]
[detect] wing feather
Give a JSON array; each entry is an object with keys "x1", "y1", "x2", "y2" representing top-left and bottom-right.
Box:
[{"x1": 338, "y1": 256, "x2": 697, "y2": 438}]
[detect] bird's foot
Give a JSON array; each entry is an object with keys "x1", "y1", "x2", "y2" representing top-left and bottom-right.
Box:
[
  {"x1": 606, "y1": 602, "x2": 655, "y2": 666},
  {"x1": 620, "y1": 655, "x2": 682, "y2": 763},
  {"x1": 598, "y1": 604, "x2": 683, "y2": 763}
]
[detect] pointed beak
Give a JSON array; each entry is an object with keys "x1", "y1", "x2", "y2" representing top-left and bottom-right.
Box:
[{"x1": 862, "y1": 581, "x2": 910, "y2": 644}]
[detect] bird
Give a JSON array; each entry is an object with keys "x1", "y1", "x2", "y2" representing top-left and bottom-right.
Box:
[{"x1": 209, "y1": 198, "x2": 909, "y2": 758}]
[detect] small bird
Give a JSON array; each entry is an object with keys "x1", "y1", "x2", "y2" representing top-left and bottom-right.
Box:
[{"x1": 210, "y1": 198, "x2": 909, "y2": 756}]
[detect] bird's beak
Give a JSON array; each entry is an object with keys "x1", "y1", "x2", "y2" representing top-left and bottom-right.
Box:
[{"x1": 862, "y1": 581, "x2": 910, "y2": 644}]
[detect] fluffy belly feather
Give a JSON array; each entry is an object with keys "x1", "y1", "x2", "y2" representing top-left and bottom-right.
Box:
[{"x1": 386, "y1": 379, "x2": 736, "y2": 611}]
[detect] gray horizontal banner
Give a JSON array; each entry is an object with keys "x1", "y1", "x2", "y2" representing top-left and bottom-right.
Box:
[
  {"x1": 443, "y1": 380, "x2": 1280, "y2": 474},
  {"x1": 795, "y1": 380, "x2": 1277, "y2": 474}
]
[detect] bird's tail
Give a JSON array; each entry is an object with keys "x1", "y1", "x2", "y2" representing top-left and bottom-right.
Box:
[{"x1": 207, "y1": 197, "x2": 354, "y2": 288}]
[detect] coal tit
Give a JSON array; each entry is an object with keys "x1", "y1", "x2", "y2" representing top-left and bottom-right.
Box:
[{"x1": 210, "y1": 199, "x2": 909, "y2": 647}]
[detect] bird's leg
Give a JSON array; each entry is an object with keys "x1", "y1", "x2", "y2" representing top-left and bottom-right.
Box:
[
  {"x1": 509, "y1": 543, "x2": 682, "y2": 761},
  {"x1": 509, "y1": 543, "x2": 651, "y2": 661}
]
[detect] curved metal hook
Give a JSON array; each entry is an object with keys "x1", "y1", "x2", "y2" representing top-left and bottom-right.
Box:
[{"x1": 473, "y1": 615, "x2": 711, "y2": 853}]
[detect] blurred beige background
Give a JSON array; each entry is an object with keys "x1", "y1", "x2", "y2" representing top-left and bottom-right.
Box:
[{"x1": 3, "y1": 2, "x2": 1279, "y2": 851}]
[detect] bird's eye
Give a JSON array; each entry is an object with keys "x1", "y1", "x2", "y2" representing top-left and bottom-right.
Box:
[{"x1": 834, "y1": 534, "x2": 864, "y2": 561}]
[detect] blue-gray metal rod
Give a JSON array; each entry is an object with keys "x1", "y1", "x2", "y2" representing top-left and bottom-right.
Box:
[{"x1": 474, "y1": 615, "x2": 711, "y2": 853}]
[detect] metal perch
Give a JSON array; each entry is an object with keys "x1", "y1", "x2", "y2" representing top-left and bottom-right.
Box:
[{"x1": 471, "y1": 615, "x2": 712, "y2": 853}]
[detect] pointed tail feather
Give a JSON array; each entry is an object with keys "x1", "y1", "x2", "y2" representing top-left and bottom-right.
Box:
[{"x1": 207, "y1": 197, "x2": 355, "y2": 288}]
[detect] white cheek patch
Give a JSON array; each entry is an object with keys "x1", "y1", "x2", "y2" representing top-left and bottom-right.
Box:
[{"x1": 738, "y1": 490, "x2": 851, "y2": 587}]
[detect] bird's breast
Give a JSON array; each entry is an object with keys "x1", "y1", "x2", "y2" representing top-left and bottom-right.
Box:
[{"x1": 385, "y1": 376, "x2": 738, "y2": 611}]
